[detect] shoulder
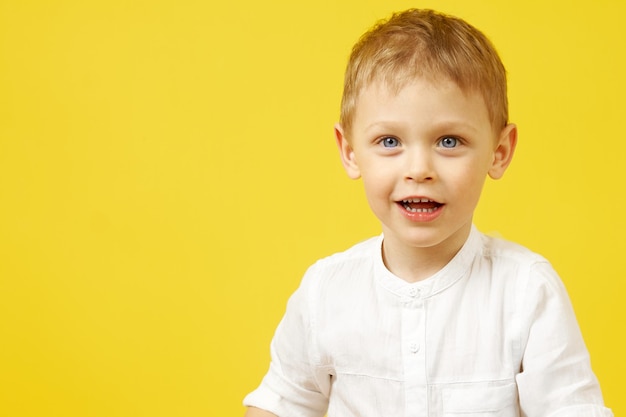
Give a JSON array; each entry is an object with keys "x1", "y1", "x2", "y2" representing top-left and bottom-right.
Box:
[
  {"x1": 307, "y1": 235, "x2": 380, "y2": 274},
  {"x1": 478, "y1": 232, "x2": 559, "y2": 280},
  {"x1": 298, "y1": 235, "x2": 381, "y2": 294},
  {"x1": 476, "y1": 231, "x2": 568, "y2": 306},
  {"x1": 282, "y1": 236, "x2": 381, "y2": 327},
  {"x1": 479, "y1": 232, "x2": 548, "y2": 266}
]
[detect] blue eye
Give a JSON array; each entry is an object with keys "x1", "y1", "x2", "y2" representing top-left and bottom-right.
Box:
[
  {"x1": 380, "y1": 137, "x2": 399, "y2": 148},
  {"x1": 439, "y1": 136, "x2": 458, "y2": 148}
]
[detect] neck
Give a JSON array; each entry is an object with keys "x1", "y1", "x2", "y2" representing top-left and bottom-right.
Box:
[{"x1": 381, "y1": 226, "x2": 471, "y2": 283}]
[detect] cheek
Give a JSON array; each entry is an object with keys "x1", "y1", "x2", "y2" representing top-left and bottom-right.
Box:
[
  {"x1": 361, "y1": 175, "x2": 388, "y2": 198},
  {"x1": 360, "y1": 172, "x2": 397, "y2": 209},
  {"x1": 360, "y1": 162, "x2": 395, "y2": 187},
  {"x1": 457, "y1": 155, "x2": 492, "y2": 178},
  {"x1": 447, "y1": 164, "x2": 489, "y2": 197}
]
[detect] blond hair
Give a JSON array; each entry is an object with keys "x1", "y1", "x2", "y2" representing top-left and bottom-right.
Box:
[{"x1": 340, "y1": 9, "x2": 508, "y2": 136}]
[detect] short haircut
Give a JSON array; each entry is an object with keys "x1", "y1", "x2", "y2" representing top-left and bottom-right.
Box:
[{"x1": 339, "y1": 9, "x2": 508, "y2": 136}]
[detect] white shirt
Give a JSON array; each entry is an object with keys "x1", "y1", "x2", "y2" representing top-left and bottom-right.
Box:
[{"x1": 244, "y1": 226, "x2": 612, "y2": 416}]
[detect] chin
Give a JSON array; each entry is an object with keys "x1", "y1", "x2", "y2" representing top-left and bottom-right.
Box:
[
  {"x1": 389, "y1": 224, "x2": 470, "y2": 251},
  {"x1": 392, "y1": 229, "x2": 449, "y2": 248}
]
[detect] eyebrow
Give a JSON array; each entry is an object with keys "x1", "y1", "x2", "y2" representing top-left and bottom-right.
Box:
[
  {"x1": 363, "y1": 119, "x2": 481, "y2": 135},
  {"x1": 362, "y1": 121, "x2": 401, "y2": 133}
]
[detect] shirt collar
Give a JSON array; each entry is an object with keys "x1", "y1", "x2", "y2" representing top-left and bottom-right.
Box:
[{"x1": 374, "y1": 225, "x2": 482, "y2": 298}]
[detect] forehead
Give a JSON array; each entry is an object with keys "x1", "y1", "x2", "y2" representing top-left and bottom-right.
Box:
[{"x1": 351, "y1": 76, "x2": 496, "y2": 137}]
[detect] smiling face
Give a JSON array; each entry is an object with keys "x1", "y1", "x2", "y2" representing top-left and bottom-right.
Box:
[{"x1": 336, "y1": 77, "x2": 516, "y2": 279}]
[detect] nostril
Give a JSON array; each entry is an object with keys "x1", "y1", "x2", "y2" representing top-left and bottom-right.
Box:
[{"x1": 406, "y1": 175, "x2": 434, "y2": 182}]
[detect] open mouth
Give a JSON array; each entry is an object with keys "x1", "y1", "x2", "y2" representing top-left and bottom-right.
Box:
[{"x1": 399, "y1": 198, "x2": 443, "y2": 213}]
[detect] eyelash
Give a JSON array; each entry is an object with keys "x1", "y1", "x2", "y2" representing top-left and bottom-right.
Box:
[
  {"x1": 376, "y1": 136, "x2": 462, "y2": 149},
  {"x1": 379, "y1": 137, "x2": 400, "y2": 148},
  {"x1": 438, "y1": 136, "x2": 460, "y2": 148}
]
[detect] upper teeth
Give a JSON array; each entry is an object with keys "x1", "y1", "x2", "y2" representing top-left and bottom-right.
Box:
[
  {"x1": 402, "y1": 198, "x2": 434, "y2": 203},
  {"x1": 401, "y1": 198, "x2": 439, "y2": 213}
]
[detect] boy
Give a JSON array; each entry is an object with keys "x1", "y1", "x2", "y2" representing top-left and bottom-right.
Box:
[{"x1": 244, "y1": 9, "x2": 612, "y2": 417}]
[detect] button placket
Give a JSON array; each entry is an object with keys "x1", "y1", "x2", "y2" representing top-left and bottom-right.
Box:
[{"x1": 401, "y1": 285, "x2": 427, "y2": 415}]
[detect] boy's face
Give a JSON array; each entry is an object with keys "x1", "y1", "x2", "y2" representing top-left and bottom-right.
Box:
[{"x1": 335, "y1": 77, "x2": 516, "y2": 262}]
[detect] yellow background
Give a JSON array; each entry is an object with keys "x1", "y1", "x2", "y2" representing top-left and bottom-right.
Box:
[{"x1": 0, "y1": 0, "x2": 623, "y2": 415}]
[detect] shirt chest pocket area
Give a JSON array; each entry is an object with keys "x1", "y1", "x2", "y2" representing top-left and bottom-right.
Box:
[{"x1": 442, "y1": 382, "x2": 518, "y2": 417}]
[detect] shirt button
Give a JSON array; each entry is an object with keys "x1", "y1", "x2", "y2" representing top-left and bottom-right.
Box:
[
  {"x1": 409, "y1": 342, "x2": 420, "y2": 353},
  {"x1": 408, "y1": 287, "x2": 420, "y2": 298}
]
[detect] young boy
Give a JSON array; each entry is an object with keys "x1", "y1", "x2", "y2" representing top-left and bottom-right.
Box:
[{"x1": 243, "y1": 9, "x2": 612, "y2": 417}]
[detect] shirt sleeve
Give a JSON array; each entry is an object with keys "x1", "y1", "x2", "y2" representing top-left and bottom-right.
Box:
[
  {"x1": 243, "y1": 265, "x2": 330, "y2": 417},
  {"x1": 515, "y1": 261, "x2": 613, "y2": 417}
]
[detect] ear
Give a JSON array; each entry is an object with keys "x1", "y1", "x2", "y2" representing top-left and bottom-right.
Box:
[
  {"x1": 488, "y1": 123, "x2": 517, "y2": 180},
  {"x1": 334, "y1": 123, "x2": 361, "y2": 179}
]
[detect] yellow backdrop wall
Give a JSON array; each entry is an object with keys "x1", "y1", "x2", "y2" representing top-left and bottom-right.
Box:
[{"x1": 0, "y1": 0, "x2": 623, "y2": 415}]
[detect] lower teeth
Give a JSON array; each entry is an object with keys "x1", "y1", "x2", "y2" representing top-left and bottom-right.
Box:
[{"x1": 404, "y1": 205, "x2": 436, "y2": 213}]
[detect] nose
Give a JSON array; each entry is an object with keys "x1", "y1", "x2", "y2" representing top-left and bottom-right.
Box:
[{"x1": 404, "y1": 147, "x2": 435, "y2": 182}]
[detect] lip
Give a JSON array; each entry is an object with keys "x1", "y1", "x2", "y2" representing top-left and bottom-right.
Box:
[{"x1": 396, "y1": 197, "x2": 444, "y2": 222}]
